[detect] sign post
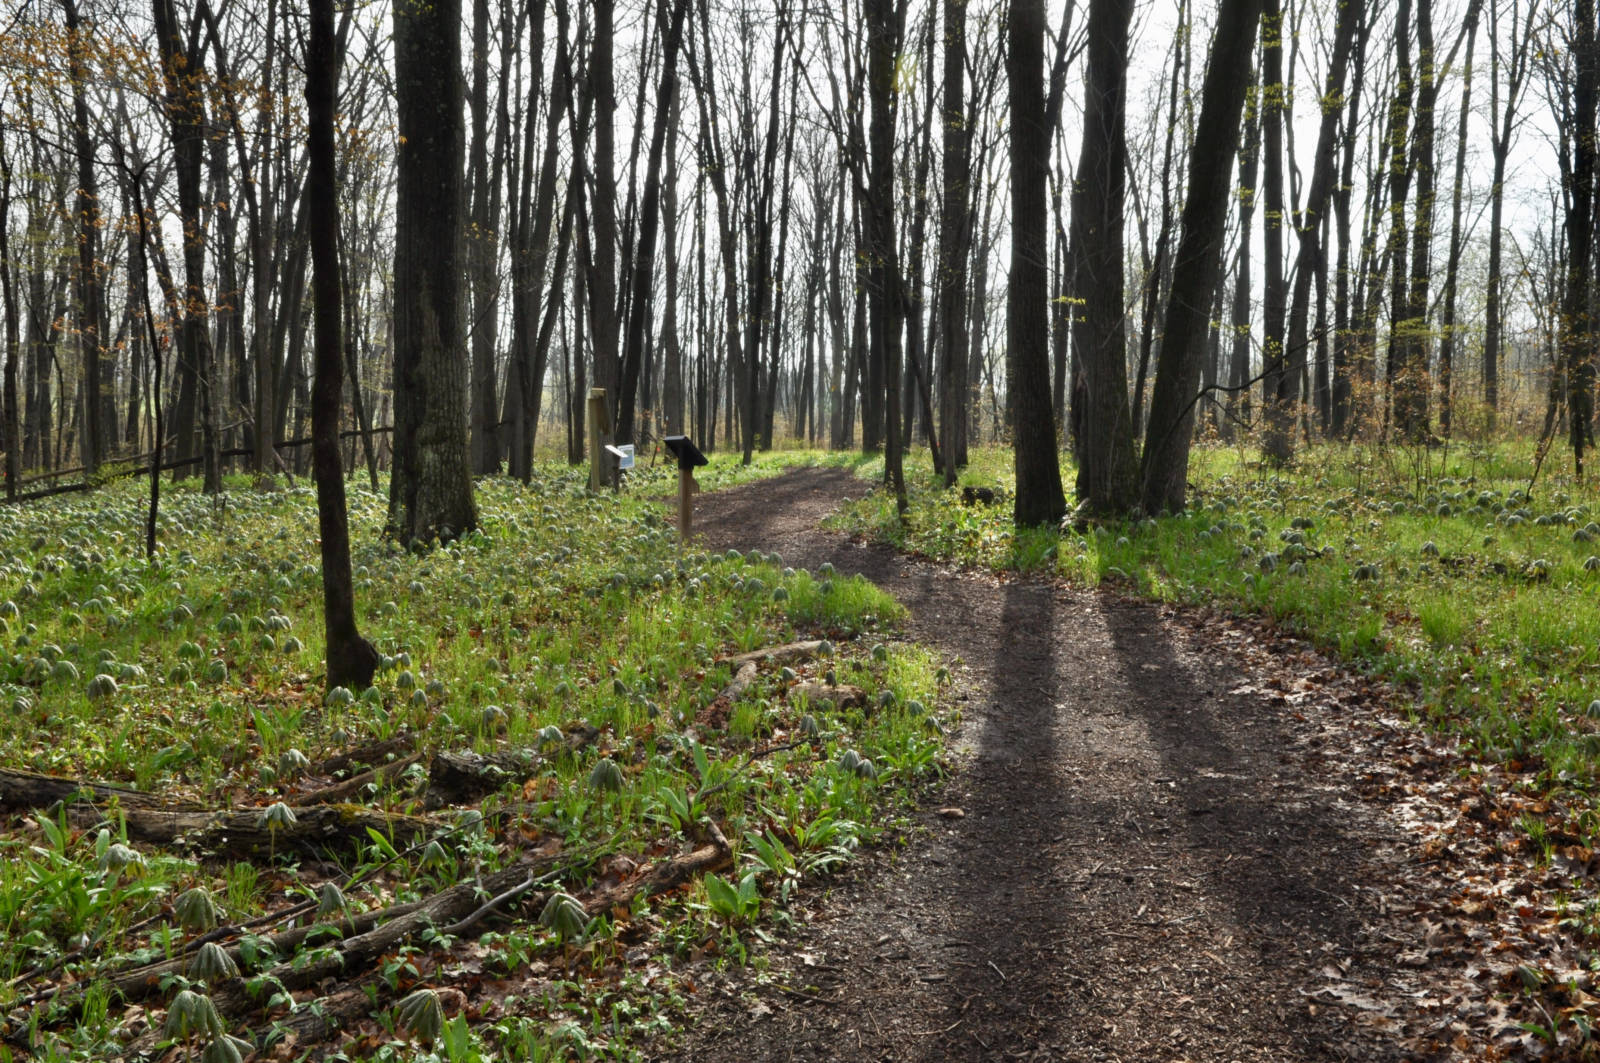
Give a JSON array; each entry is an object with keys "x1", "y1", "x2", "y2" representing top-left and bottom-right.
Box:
[{"x1": 663, "y1": 435, "x2": 708, "y2": 541}]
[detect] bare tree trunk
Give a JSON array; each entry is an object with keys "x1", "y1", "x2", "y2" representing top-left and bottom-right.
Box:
[
  {"x1": 1259, "y1": 0, "x2": 1291, "y2": 462},
  {"x1": 1226, "y1": 84, "x2": 1261, "y2": 441},
  {"x1": 62, "y1": 0, "x2": 107, "y2": 478},
  {"x1": 617, "y1": 0, "x2": 692, "y2": 447},
  {"x1": 153, "y1": 0, "x2": 222, "y2": 493},
  {"x1": 1071, "y1": 0, "x2": 1139, "y2": 517},
  {"x1": 1438, "y1": 0, "x2": 1484, "y2": 436},
  {"x1": 1280, "y1": 0, "x2": 1361, "y2": 449},
  {"x1": 388, "y1": 0, "x2": 477, "y2": 545},
  {"x1": 1140, "y1": 0, "x2": 1265, "y2": 514},
  {"x1": 1562, "y1": 0, "x2": 1598, "y2": 475},
  {"x1": 307, "y1": 0, "x2": 378, "y2": 688},
  {"x1": 865, "y1": 0, "x2": 907, "y2": 511},
  {"x1": 1484, "y1": 0, "x2": 1536, "y2": 431}
]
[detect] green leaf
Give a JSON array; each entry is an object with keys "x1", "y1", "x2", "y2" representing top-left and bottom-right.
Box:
[{"x1": 703, "y1": 873, "x2": 740, "y2": 918}]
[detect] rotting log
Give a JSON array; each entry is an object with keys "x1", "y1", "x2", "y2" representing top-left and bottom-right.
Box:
[
  {"x1": 294, "y1": 751, "x2": 424, "y2": 805},
  {"x1": 424, "y1": 749, "x2": 542, "y2": 809},
  {"x1": 0, "y1": 768, "x2": 429, "y2": 861},
  {"x1": 788, "y1": 681, "x2": 867, "y2": 710},
  {"x1": 422, "y1": 726, "x2": 601, "y2": 809},
  {"x1": 716, "y1": 661, "x2": 759, "y2": 704},
  {"x1": 120, "y1": 830, "x2": 731, "y2": 1059},
  {"x1": 719, "y1": 640, "x2": 824, "y2": 669}
]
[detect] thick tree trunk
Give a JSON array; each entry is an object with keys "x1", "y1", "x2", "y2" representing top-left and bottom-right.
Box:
[
  {"x1": 62, "y1": 0, "x2": 107, "y2": 477},
  {"x1": 1562, "y1": 0, "x2": 1598, "y2": 475},
  {"x1": 866, "y1": 0, "x2": 907, "y2": 511},
  {"x1": 388, "y1": 0, "x2": 477, "y2": 545},
  {"x1": 153, "y1": 0, "x2": 221, "y2": 493}
]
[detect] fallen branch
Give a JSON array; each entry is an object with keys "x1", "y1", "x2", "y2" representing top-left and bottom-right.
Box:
[
  {"x1": 788, "y1": 681, "x2": 866, "y2": 710},
  {"x1": 717, "y1": 661, "x2": 758, "y2": 704},
  {"x1": 0, "y1": 767, "x2": 429, "y2": 861},
  {"x1": 122, "y1": 830, "x2": 733, "y2": 1059},
  {"x1": 719, "y1": 640, "x2": 824, "y2": 670}
]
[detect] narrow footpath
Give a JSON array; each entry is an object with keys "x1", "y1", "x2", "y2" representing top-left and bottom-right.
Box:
[{"x1": 663, "y1": 466, "x2": 1484, "y2": 1063}]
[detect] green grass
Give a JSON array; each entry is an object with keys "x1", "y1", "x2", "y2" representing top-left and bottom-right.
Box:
[
  {"x1": 0, "y1": 455, "x2": 950, "y2": 1061},
  {"x1": 834, "y1": 443, "x2": 1600, "y2": 800}
]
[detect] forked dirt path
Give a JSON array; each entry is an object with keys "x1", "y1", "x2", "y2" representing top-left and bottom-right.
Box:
[{"x1": 661, "y1": 466, "x2": 1465, "y2": 1062}]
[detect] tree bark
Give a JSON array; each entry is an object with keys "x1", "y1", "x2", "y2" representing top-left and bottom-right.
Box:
[
  {"x1": 1562, "y1": 0, "x2": 1598, "y2": 475},
  {"x1": 1009, "y1": 0, "x2": 1066, "y2": 525},
  {"x1": 1140, "y1": 0, "x2": 1265, "y2": 515},
  {"x1": 1070, "y1": 0, "x2": 1139, "y2": 518},
  {"x1": 388, "y1": 0, "x2": 477, "y2": 546},
  {"x1": 307, "y1": 0, "x2": 378, "y2": 690}
]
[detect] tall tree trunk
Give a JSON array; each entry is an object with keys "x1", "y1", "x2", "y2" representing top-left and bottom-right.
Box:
[
  {"x1": 1437, "y1": 0, "x2": 1484, "y2": 436},
  {"x1": 1280, "y1": 0, "x2": 1361, "y2": 449},
  {"x1": 388, "y1": 0, "x2": 477, "y2": 545},
  {"x1": 1070, "y1": 0, "x2": 1138, "y2": 517},
  {"x1": 1330, "y1": 8, "x2": 1370, "y2": 437},
  {"x1": 662, "y1": 84, "x2": 684, "y2": 436},
  {"x1": 938, "y1": 0, "x2": 971, "y2": 480},
  {"x1": 0, "y1": 146, "x2": 18, "y2": 500},
  {"x1": 1259, "y1": 0, "x2": 1292, "y2": 462},
  {"x1": 1562, "y1": 0, "x2": 1598, "y2": 475},
  {"x1": 307, "y1": 0, "x2": 378, "y2": 689},
  {"x1": 1226, "y1": 83, "x2": 1261, "y2": 441},
  {"x1": 1484, "y1": 0, "x2": 1535, "y2": 431},
  {"x1": 1381, "y1": 0, "x2": 1416, "y2": 438},
  {"x1": 1141, "y1": 0, "x2": 1265, "y2": 514},
  {"x1": 617, "y1": 0, "x2": 692, "y2": 447},
  {"x1": 467, "y1": 0, "x2": 502, "y2": 474},
  {"x1": 62, "y1": 0, "x2": 107, "y2": 478},
  {"x1": 865, "y1": 0, "x2": 906, "y2": 510},
  {"x1": 1396, "y1": 0, "x2": 1440, "y2": 442},
  {"x1": 1009, "y1": 0, "x2": 1065, "y2": 524},
  {"x1": 153, "y1": 0, "x2": 222, "y2": 492}
]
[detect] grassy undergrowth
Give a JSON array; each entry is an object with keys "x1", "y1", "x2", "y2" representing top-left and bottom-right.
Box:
[
  {"x1": 0, "y1": 451, "x2": 949, "y2": 1062},
  {"x1": 837, "y1": 443, "x2": 1600, "y2": 819}
]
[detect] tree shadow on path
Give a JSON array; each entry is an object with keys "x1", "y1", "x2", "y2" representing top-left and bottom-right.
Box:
[{"x1": 676, "y1": 467, "x2": 1416, "y2": 1063}]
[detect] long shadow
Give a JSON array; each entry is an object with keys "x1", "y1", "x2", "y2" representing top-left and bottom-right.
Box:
[
  {"x1": 1098, "y1": 595, "x2": 1403, "y2": 1059},
  {"x1": 909, "y1": 578, "x2": 1076, "y2": 1059}
]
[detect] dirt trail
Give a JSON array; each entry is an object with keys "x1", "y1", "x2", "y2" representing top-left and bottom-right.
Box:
[{"x1": 662, "y1": 466, "x2": 1448, "y2": 1063}]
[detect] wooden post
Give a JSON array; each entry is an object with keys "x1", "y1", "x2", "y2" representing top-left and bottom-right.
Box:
[
  {"x1": 587, "y1": 388, "x2": 608, "y2": 492},
  {"x1": 677, "y1": 466, "x2": 699, "y2": 541}
]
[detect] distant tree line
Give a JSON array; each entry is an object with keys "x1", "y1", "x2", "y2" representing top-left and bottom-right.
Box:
[{"x1": 0, "y1": 0, "x2": 1592, "y2": 529}]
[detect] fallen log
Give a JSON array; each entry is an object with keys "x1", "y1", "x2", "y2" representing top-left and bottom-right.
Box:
[
  {"x1": 0, "y1": 768, "x2": 429, "y2": 861},
  {"x1": 719, "y1": 640, "x2": 824, "y2": 670},
  {"x1": 314, "y1": 734, "x2": 417, "y2": 778},
  {"x1": 123, "y1": 829, "x2": 732, "y2": 1059},
  {"x1": 788, "y1": 681, "x2": 867, "y2": 711},
  {"x1": 424, "y1": 749, "x2": 541, "y2": 810},
  {"x1": 295, "y1": 751, "x2": 424, "y2": 805},
  {"x1": 717, "y1": 661, "x2": 758, "y2": 704}
]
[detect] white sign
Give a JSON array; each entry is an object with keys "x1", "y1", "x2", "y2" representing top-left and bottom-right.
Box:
[{"x1": 605, "y1": 444, "x2": 635, "y2": 470}]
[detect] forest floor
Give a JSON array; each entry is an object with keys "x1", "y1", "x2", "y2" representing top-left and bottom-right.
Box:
[{"x1": 664, "y1": 465, "x2": 1531, "y2": 1063}]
